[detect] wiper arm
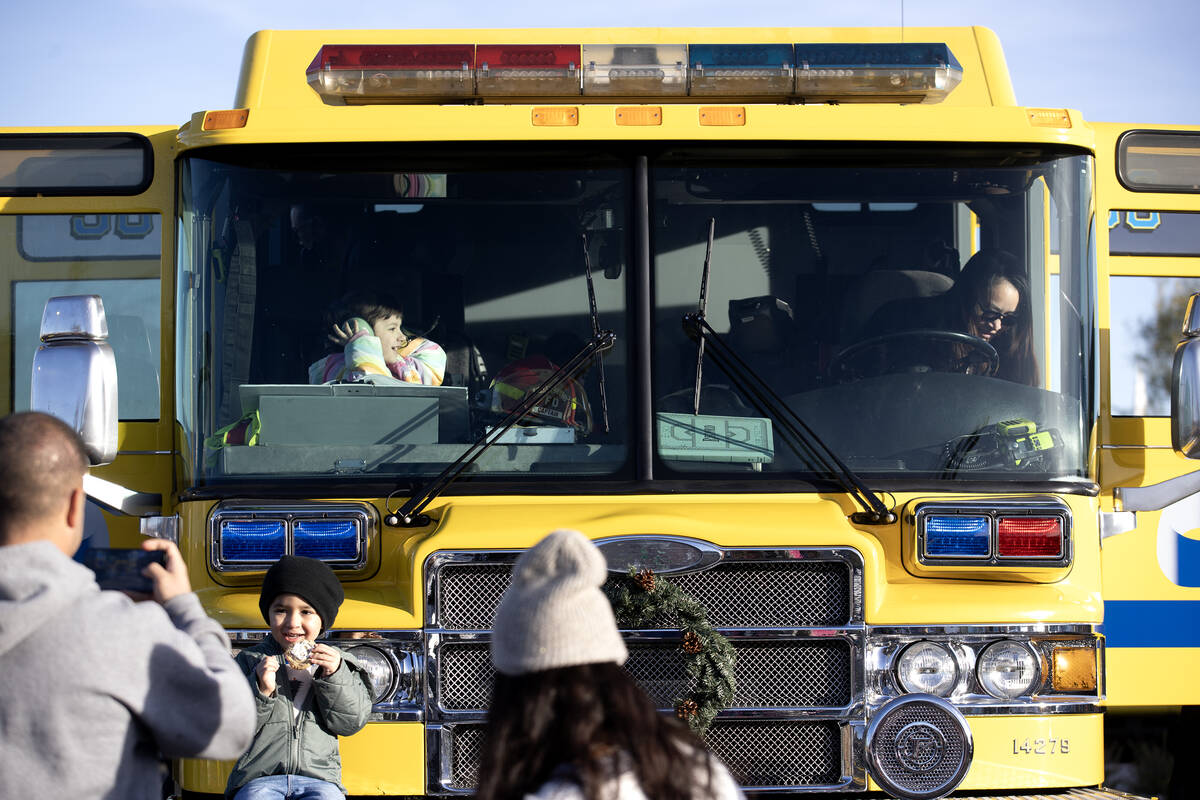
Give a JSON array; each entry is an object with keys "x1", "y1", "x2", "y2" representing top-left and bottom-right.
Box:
[
  {"x1": 384, "y1": 330, "x2": 616, "y2": 527},
  {"x1": 581, "y1": 234, "x2": 611, "y2": 433},
  {"x1": 682, "y1": 313, "x2": 896, "y2": 525}
]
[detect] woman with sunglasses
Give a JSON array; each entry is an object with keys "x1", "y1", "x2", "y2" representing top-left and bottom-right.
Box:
[{"x1": 860, "y1": 249, "x2": 1039, "y2": 387}]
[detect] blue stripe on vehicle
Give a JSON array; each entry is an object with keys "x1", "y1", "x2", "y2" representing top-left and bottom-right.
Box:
[{"x1": 1103, "y1": 600, "x2": 1200, "y2": 647}]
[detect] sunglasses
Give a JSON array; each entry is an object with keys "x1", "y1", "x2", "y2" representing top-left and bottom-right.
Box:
[{"x1": 975, "y1": 304, "x2": 1018, "y2": 325}]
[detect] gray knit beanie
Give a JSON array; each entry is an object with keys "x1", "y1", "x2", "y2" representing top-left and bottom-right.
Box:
[{"x1": 491, "y1": 529, "x2": 628, "y2": 676}]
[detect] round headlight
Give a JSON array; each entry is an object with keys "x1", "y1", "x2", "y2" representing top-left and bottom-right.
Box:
[
  {"x1": 895, "y1": 640, "x2": 958, "y2": 697},
  {"x1": 346, "y1": 644, "x2": 396, "y2": 703},
  {"x1": 976, "y1": 640, "x2": 1038, "y2": 699}
]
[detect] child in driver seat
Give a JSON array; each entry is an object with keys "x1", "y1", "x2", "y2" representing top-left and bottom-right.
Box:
[{"x1": 308, "y1": 291, "x2": 446, "y2": 386}]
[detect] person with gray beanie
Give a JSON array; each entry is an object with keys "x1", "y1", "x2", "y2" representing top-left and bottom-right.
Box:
[{"x1": 477, "y1": 529, "x2": 744, "y2": 800}]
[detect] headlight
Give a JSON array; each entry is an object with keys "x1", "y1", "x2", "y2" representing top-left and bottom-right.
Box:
[
  {"x1": 976, "y1": 640, "x2": 1038, "y2": 698},
  {"x1": 895, "y1": 640, "x2": 958, "y2": 697},
  {"x1": 346, "y1": 644, "x2": 396, "y2": 703}
]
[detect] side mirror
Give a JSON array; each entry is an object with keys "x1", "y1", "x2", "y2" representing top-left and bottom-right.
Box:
[
  {"x1": 1171, "y1": 293, "x2": 1200, "y2": 458},
  {"x1": 30, "y1": 295, "x2": 118, "y2": 465}
]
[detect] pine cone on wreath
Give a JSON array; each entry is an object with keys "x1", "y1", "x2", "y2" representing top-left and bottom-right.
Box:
[
  {"x1": 675, "y1": 699, "x2": 700, "y2": 720},
  {"x1": 635, "y1": 568, "x2": 656, "y2": 593},
  {"x1": 681, "y1": 630, "x2": 703, "y2": 654}
]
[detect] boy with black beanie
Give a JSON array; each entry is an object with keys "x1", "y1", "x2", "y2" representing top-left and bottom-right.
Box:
[{"x1": 226, "y1": 555, "x2": 374, "y2": 799}]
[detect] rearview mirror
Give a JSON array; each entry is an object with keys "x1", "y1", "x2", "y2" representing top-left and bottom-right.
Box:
[{"x1": 30, "y1": 295, "x2": 118, "y2": 465}]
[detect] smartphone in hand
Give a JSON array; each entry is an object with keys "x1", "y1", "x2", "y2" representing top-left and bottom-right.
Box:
[{"x1": 83, "y1": 547, "x2": 167, "y2": 593}]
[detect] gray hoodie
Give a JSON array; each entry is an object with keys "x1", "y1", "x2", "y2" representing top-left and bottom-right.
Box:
[{"x1": 0, "y1": 540, "x2": 256, "y2": 799}]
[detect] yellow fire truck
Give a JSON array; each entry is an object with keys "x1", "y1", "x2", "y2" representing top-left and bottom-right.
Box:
[{"x1": 3, "y1": 25, "x2": 1198, "y2": 800}]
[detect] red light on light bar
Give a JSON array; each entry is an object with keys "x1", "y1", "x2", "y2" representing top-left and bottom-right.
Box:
[
  {"x1": 997, "y1": 517, "x2": 1063, "y2": 558},
  {"x1": 306, "y1": 44, "x2": 475, "y2": 74},
  {"x1": 476, "y1": 44, "x2": 581, "y2": 97},
  {"x1": 477, "y1": 45, "x2": 580, "y2": 70}
]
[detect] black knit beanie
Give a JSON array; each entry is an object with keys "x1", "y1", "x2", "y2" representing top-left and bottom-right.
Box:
[{"x1": 259, "y1": 555, "x2": 344, "y2": 634}]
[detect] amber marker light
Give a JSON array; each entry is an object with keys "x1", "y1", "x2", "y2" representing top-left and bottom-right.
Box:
[
  {"x1": 699, "y1": 107, "x2": 746, "y2": 126},
  {"x1": 1051, "y1": 646, "x2": 1097, "y2": 692},
  {"x1": 1027, "y1": 108, "x2": 1071, "y2": 128},
  {"x1": 615, "y1": 107, "x2": 662, "y2": 126},
  {"x1": 532, "y1": 107, "x2": 579, "y2": 126},
  {"x1": 202, "y1": 109, "x2": 250, "y2": 130}
]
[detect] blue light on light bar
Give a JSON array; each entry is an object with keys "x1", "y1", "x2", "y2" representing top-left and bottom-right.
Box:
[
  {"x1": 221, "y1": 520, "x2": 286, "y2": 562},
  {"x1": 688, "y1": 43, "x2": 794, "y2": 96},
  {"x1": 294, "y1": 519, "x2": 360, "y2": 561},
  {"x1": 793, "y1": 42, "x2": 963, "y2": 103},
  {"x1": 924, "y1": 515, "x2": 990, "y2": 557}
]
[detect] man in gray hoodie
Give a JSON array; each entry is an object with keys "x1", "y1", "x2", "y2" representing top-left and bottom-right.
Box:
[{"x1": 0, "y1": 411, "x2": 255, "y2": 798}]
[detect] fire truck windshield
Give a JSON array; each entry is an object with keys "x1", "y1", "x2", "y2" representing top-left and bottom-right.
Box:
[{"x1": 177, "y1": 144, "x2": 1093, "y2": 489}]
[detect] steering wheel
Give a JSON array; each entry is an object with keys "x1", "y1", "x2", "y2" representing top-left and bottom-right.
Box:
[{"x1": 828, "y1": 329, "x2": 999, "y2": 382}]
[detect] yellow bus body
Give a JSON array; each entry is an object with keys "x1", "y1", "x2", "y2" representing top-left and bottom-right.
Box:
[{"x1": 7, "y1": 24, "x2": 1190, "y2": 800}]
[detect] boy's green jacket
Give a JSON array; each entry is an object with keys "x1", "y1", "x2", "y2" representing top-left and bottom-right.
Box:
[{"x1": 225, "y1": 637, "x2": 374, "y2": 797}]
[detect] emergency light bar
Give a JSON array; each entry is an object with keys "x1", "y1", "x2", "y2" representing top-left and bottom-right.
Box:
[
  {"x1": 306, "y1": 42, "x2": 962, "y2": 104},
  {"x1": 915, "y1": 500, "x2": 1071, "y2": 568}
]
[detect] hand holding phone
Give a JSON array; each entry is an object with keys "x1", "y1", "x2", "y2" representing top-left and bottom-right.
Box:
[
  {"x1": 140, "y1": 539, "x2": 191, "y2": 603},
  {"x1": 83, "y1": 548, "x2": 166, "y2": 595}
]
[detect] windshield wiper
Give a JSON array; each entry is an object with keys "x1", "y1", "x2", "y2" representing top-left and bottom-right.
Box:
[
  {"x1": 581, "y1": 234, "x2": 611, "y2": 433},
  {"x1": 383, "y1": 330, "x2": 615, "y2": 527},
  {"x1": 682, "y1": 312, "x2": 896, "y2": 525}
]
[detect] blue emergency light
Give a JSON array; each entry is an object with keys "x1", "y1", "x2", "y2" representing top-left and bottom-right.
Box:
[
  {"x1": 294, "y1": 519, "x2": 361, "y2": 561},
  {"x1": 923, "y1": 514, "x2": 990, "y2": 557},
  {"x1": 219, "y1": 519, "x2": 287, "y2": 562}
]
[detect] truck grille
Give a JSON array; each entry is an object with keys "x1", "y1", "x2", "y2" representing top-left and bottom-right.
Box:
[
  {"x1": 438, "y1": 719, "x2": 844, "y2": 791},
  {"x1": 426, "y1": 544, "x2": 865, "y2": 793}
]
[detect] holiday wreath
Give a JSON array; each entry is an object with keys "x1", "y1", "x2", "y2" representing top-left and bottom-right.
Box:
[{"x1": 605, "y1": 568, "x2": 736, "y2": 733}]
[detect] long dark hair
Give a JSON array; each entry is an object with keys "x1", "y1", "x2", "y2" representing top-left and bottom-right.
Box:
[
  {"x1": 474, "y1": 662, "x2": 716, "y2": 800},
  {"x1": 951, "y1": 250, "x2": 1040, "y2": 387}
]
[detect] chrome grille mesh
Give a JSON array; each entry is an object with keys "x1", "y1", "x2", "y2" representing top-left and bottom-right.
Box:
[
  {"x1": 449, "y1": 725, "x2": 485, "y2": 790},
  {"x1": 670, "y1": 562, "x2": 850, "y2": 627},
  {"x1": 444, "y1": 720, "x2": 842, "y2": 790},
  {"x1": 436, "y1": 559, "x2": 851, "y2": 630},
  {"x1": 438, "y1": 563, "x2": 512, "y2": 630},
  {"x1": 429, "y1": 546, "x2": 861, "y2": 794},
  {"x1": 439, "y1": 639, "x2": 851, "y2": 711},
  {"x1": 703, "y1": 720, "x2": 842, "y2": 786},
  {"x1": 438, "y1": 643, "x2": 495, "y2": 710}
]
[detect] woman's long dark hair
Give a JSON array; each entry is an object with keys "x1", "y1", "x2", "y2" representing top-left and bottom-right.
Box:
[
  {"x1": 950, "y1": 250, "x2": 1040, "y2": 387},
  {"x1": 474, "y1": 662, "x2": 715, "y2": 800}
]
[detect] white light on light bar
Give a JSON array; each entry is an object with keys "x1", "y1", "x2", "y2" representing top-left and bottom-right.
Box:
[{"x1": 582, "y1": 44, "x2": 687, "y2": 96}]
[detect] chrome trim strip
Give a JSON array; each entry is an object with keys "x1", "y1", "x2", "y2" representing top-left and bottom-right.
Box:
[
  {"x1": 116, "y1": 449, "x2": 174, "y2": 455},
  {"x1": 83, "y1": 473, "x2": 162, "y2": 517},
  {"x1": 869, "y1": 623, "x2": 1097, "y2": 637},
  {"x1": 1100, "y1": 443, "x2": 1172, "y2": 449}
]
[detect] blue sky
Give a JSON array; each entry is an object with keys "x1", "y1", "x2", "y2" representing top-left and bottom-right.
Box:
[{"x1": 4, "y1": 0, "x2": 1198, "y2": 127}]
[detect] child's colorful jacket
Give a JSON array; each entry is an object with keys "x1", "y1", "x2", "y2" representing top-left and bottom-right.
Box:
[{"x1": 308, "y1": 317, "x2": 446, "y2": 386}]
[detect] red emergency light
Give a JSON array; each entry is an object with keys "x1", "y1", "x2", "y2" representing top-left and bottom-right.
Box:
[{"x1": 997, "y1": 516, "x2": 1063, "y2": 558}]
